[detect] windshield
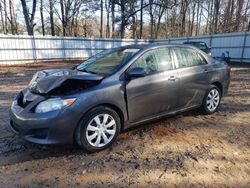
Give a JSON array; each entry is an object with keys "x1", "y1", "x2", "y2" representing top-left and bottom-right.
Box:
[{"x1": 76, "y1": 48, "x2": 140, "y2": 76}]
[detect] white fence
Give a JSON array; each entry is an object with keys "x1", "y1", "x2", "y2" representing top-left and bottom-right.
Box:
[{"x1": 0, "y1": 31, "x2": 249, "y2": 65}]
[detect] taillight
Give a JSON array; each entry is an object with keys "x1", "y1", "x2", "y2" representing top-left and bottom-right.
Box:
[{"x1": 227, "y1": 66, "x2": 232, "y2": 73}]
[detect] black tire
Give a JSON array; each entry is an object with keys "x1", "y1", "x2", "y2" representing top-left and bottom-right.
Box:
[
  {"x1": 75, "y1": 106, "x2": 121, "y2": 153},
  {"x1": 201, "y1": 85, "x2": 221, "y2": 115}
]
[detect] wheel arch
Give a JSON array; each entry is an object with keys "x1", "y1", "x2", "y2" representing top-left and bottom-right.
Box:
[
  {"x1": 75, "y1": 103, "x2": 125, "y2": 134},
  {"x1": 211, "y1": 81, "x2": 223, "y2": 95}
]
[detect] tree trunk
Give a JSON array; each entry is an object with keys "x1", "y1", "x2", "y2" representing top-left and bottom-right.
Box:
[
  {"x1": 195, "y1": 0, "x2": 200, "y2": 35},
  {"x1": 235, "y1": 0, "x2": 244, "y2": 31},
  {"x1": 111, "y1": 0, "x2": 115, "y2": 38},
  {"x1": 20, "y1": 0, "x2": 37, "y2": 35},
  {"x1": 139, "y1": 0, "x2": 143, "y2": 39},
  {"x1": 60, "y1": 0, "x2": 66, "y2": 36},
  {"x1": 100, "y1": 0, "x2": 103, "y2": 38},
  {"x1": 9, "y1": 0, "x2": 15, "y2": 34},
  {"x1": 0, "y1": 2, "x2": 5, "y2": 34},
  {"x1": 205, "y1": 0, "x2": 211, "y2": 34},
  {"x1": 4, "y1": 0, "x2": 8, "y2": 34},
  {"x1": 149, "y1": 0, "x2": 154, "y2": 39},
  {"x1": 213, "y1": 0, "x2": 220, "y2": 34},
  {"x1": 132, "y1": 15, "x2": 136, "y2": 38},
  {"x1": 190, "y1": 2, "x2": 196, "y2": 36},
  {"x1": 105, "y1": 0, "x2": 110, "y2": 38},
  {"x1": 120, "y1": 0, "x2": 125, "y2": 38},
  {"x1": 49, "y1": 0, "x2": 55, "y2": 36},
  {"x1": 40, "y1": 0, "x2": 45, "y2": 35}
]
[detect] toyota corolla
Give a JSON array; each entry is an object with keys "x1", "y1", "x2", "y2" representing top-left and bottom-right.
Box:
[{"x1": 10, "y1": 44, "x2": 230, "y2": 152}]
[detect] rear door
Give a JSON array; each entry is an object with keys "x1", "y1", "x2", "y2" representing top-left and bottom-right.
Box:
[
  {"x1": 172, "y1": 47, "x2": 210, "y2": 108},
  {"x1": 125, "y1": 47, "x2": 179, "y2": 123}
]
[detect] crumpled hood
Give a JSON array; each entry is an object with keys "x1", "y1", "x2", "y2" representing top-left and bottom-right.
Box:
[{"x1": 28, "y1": 68, "x2": 103, "y2": 94}]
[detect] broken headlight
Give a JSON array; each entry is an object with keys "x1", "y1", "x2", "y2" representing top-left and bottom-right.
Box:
[{"x1": 35, "y1": 98, "x2": 76, "y2": 113}]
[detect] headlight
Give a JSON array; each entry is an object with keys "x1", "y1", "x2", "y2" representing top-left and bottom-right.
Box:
[
  {"x1": 35, "y1": 98, "x2": 76, "y2": 113},
  {"x1": 208, "y1": 52, "x2": 212, "y2": 56}
]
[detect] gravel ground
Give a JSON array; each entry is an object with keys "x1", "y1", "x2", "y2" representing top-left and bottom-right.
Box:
[{"x1": 0, "y1": 61, "x2": 249, "y2": 188}]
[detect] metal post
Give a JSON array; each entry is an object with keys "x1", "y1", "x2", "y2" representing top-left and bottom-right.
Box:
[
  {"x1": 31, "y1": 35, "x2": 37, "y2": 62},
  {"x1": 240, "y1": 32, "x2": 247, "y2": 63},
  {"x1": 62, "y1": 37, "x2": 66, "y2": 60},
  {"x1": 209, "y1": 35, "x2": 212, "y2": 48}
]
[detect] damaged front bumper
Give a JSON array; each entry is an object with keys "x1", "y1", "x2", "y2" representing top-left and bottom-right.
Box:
[{"x1": 9, "y1": 90, "x2": 79, "y2": 144}]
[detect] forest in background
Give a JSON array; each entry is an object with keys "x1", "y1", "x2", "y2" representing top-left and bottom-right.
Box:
[{"x1": 0, "y1": 0, "x2": 249, "y2": 39}]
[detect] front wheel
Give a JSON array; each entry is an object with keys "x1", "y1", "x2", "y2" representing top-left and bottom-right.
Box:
[
  {"x1": 201, "y1": 85, "x2": 221, "y2": 114},
  {"x1": 75, "y1": 106, "x2": 121, "y2": 152}
]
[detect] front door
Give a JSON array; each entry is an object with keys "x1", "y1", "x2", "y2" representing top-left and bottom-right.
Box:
[{"x1": 125, "y1": 47, "x2": 179, "y2": 123}]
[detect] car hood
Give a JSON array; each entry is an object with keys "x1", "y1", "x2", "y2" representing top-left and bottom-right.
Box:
[{"x1": 28, "y1": 68, "x2": 103, "y2": 94}]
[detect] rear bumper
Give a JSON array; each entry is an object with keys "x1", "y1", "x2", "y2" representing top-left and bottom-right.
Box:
[{"x1": 9, "y1": 100, "x2": 79, "y2": 145}]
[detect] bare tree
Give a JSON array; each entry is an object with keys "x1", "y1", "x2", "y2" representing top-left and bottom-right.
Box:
[
  {"x1": 20, "y1": 0, "x2": 37, "y2": 35},
  {"x1": 111, "y1": 0, "x2": 115, "y2": 38},
  {"x1": 105, "y1": 0, "x2": 111, "y2": 38},
  {"x1": 9, "y1": 0, "x2": 16, "y2": 34},
  {"x1": 100, "y1": 0, "x2": 103, "y2": 37},
  {"x1": 48, "y1": 0, "x2": 55, "y2": 36},
  {"x1": 235, "y1": 0, "x2": 244, "y2": 31},
  {"x1": 213, "y1": 0, "x2": 220, "y2": 34},
  {"x1": 40, "y1": 0, "x2": 45, "y2": 35},
  {"x1": 0, "y1": 1, "x2": 5, "y2": 34},
  {"x1": 139, "y1": 0, "x2": 143, "y2": 38}
]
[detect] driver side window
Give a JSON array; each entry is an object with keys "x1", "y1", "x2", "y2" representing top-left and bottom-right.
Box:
[
  {"x1": 130, "y1": 50, "x2": 158, "y2": 75},
  {"x1": 130, "y1": 48, "x2": 172, "y2": 75}
]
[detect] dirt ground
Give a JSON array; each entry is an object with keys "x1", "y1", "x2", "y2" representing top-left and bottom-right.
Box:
[{"x1": 0, "y1": 61, "x2": 249, "y2": 188}]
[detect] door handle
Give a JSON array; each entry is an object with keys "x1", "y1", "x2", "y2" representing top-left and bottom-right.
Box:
[{"x1": 168, "y1": 75, "x2": 176, "y2": 81}]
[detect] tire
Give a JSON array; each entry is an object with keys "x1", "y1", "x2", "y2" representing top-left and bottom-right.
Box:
[
  {"x1": 75, "y1": 106, "x2": 121, "y2": 153},
  {"x1": 201, "y1": 85, "x2": 221, "y2": 115}
]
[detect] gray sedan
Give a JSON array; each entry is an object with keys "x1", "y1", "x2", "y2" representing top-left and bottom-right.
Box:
[{"x1": 10, "y1": 44, "x2": 230, "y2": 152}]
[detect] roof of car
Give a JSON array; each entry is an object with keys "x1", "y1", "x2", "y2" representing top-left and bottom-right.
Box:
[
  {"x1": 183, "y1": 41, "x2": 206, "y2": 44},
  {"x1": 117, "y1": 43, "x2": 193, "y2": 50}
]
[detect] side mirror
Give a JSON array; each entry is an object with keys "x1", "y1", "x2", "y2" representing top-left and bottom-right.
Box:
[{"x1": 126, "y1": 67, "x2": 146, "y2": 79}]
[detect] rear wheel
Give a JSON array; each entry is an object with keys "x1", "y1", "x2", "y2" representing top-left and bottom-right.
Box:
[
  {"x1": 75, "y1": 106, "x2": 121, "y2": 152},
  {"x1": 201, "y1": 85, "x2": 221, "y2": 114}
]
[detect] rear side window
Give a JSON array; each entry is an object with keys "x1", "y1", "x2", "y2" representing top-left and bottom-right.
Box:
[
  {"x1": 173, "y1": 47, "x2": 206, "y2": 68},
  {"x1": 130, "y1": 47, "x2": 173, "y2": 75}
]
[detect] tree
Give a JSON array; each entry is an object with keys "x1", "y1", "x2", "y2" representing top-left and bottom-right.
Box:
[
  {"x1": 100, "y1": 0, "x2": 103, "y2": 37},
  {"x1": 0, "y1": 1, "x2": 5, "y2": 34},
  {"x1": 139, "y1": 0, "x2": 143, "y2": 38},
  {"x1": 20, "y1": 0, "x2": 37, "y2": 35},
  {"x1": 111, "y1": 0, "x2": 115, "y2": 38},
  {"x1": 49, "y1": 0, "x2": 55, "y2": 36},
  {"x1": 213, "y1": 0, "x2": 220, "y2": 34},
  {"x1": 40, "y1": 0, "x2": 45, "y2": 35},
  {"x1": 9, "y1": 0, "x2": 16, "y2": 34}
]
